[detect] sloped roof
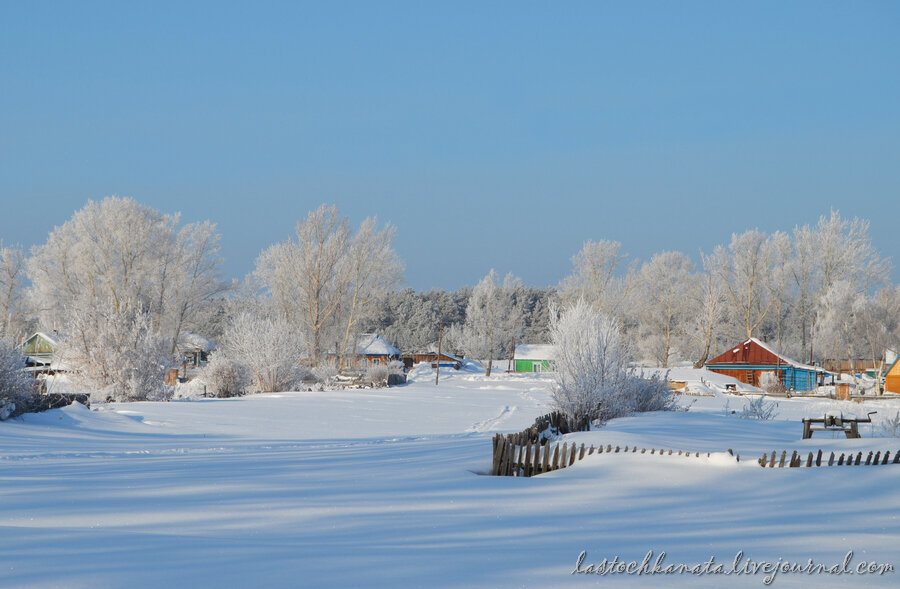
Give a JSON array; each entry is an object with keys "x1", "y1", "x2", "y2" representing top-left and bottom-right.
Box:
[
  {"x1": 357, "y1": 334, "x2": 400, "y2": 356},
  {"x1": 708, "y1": 338, "x2": 825, "y2": 373},
  {"x1": 514, "y1": 344, "x2": 556, "y2": 360},
  {"x1": 177, "y1": 331, "x2": 216, "y2": 352}
]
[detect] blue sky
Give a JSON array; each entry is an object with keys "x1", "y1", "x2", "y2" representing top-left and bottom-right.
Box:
[{"x1": 2, "y1": 1, "x2": 898, "y2": 289}]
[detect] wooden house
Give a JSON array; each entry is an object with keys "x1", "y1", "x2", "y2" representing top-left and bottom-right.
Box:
[
  {"x1": 400, "y1": 352, "x2": 464, "y2": 371},
  {"x1": 355, "y1": 334, "x2": 401, "y2": 367},
  {"x1": 513, "y1": 344, "x2": 555, "y2": 373},
  {"x1": 885, "y1": 357, "x2": 900, "y2": 394},
  {"x1": 705, "y1": 338, "x2": 827, "y2": 392}
]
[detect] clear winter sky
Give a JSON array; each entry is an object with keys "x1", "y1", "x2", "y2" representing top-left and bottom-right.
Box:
[{"x1": 2, "y1": 1, "x2": 898, "y2": 290}]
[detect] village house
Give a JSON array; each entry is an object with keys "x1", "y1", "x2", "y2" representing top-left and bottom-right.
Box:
[{"x1": 705, "y1": 338, "x2": 828, "y2": 393}]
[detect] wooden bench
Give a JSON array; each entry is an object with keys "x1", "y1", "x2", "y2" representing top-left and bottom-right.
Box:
[{"x1": 802, "y1": 413, "x2": 875, "y2": 439}]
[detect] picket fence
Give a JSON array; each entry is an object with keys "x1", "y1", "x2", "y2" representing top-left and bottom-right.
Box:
[
  {"x1": 758, "y1": 448, "x2": 900, "y2": 468},
  {"x1": 490, "y1": 434, "x2": 728, "y2": 477}
]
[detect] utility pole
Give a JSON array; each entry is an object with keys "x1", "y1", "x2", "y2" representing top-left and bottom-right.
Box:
[{"x1": 435, "y1": 319, "x2": 443, "y2": 386}]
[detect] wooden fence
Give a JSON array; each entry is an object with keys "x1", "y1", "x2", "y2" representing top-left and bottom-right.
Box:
[
  {"x1": 758, "y1": 449, "x2": 900, "y2": 467},
  {"x1": 491, "y1": 435, "x2": 731, "y2": 477}
]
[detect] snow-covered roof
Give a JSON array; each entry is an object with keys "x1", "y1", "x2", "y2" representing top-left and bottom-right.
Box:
[
  {"x1": 514, "y1": 344, "x2": 556, "y2": 360},
  {"x1": 357, "y1": 334, "x2": 400, "y2": 356},
  {"x1": 745, "y1": 338, "x2": 826, "y2": 373},
  {"x1": 177, "y1": 332, "x2": 216, "y2": 352}
]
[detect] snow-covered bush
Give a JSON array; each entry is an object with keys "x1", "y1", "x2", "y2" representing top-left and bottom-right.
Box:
[
  {"x1": 311, "y1": 358, "x2": 338, "y2": 384},
  {"x1": 388, "y1": 360, "x2": 405, "y2": 376},
  {"x1": 740, "y1": 395, "x2": 779, "y2": 421},
  {"x1": 366, "y1": 363, "x2": 389, "y2": 386},
  {"x1": 549, "y1": 300, "x2": 673, "y2": 426},
  {"x1": 222, "y1": 310, "x2": 306, "y2": 392},
  {"x1": 59, "y1": 309, "x2": 171, "y2": 403},
  {"x1": 198, "y1": 353, "x2": 250, "y2": 398},
  {"x1": 0, "y1": 337, "x2": 34, "y2": 419},
  {"x1": 880, "y1": 411, "x2": 900, "y2": 438}
]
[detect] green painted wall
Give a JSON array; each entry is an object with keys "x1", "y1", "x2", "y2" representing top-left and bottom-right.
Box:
[{"x1": 514, "y1": 359, "x2": 553, "y2": 372}]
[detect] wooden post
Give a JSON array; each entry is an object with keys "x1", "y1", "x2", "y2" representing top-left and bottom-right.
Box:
[
  {"x1": 523, "y1": 442, "x2": 533, "y2": 477},
  {"x1": 838, "y1": 453, "x2": 845, "y2": 466},
  {"x1": 816, "y1": 449, "x2": 822, "y2": 467},
  {"x1": 883, "y1": 451, "x2": 891, "y2": 465},
  {"x1": 770, "y1": 451, "x2": 777, "y2": 468},
  {"x1": 828, "y1": 452, "x2": 835, "y2": 466},
  {"x1": 579, "y1": 444, "x2": 585, "y2": 460},
  {"x1": 434, "y1": 320, "x2": 442, "y2": 386},
  {"x1": 790, "y1": 451, "x2": 798, "y2": 467},
  {"x1": 533, "y1": 442, "x2": 542, "y2": 475},
  {"x1": 551, "y1": 444, "x2": 560, "y2": 470},
  {"x1": 855, "y1": 452, "x2": 862, "y2": 465},
  {"x1": 806, "y1": 452, "x2": 813, "y2": 467},
  {"x1": 865, "y1": 451, "x2": 874, "y2": 466},
  {"x1": 894, "y1": 451, "x2": 900, "y2": 464},
  {"x1": 569, "y1": 443, "x2": 577, "y2": 466},
  {"x1": 560, "y1": 443, "x2": 568, "y2": 469}
]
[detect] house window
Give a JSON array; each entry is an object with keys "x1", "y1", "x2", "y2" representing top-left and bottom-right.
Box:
[
  {"x1": 533, "y1": 362, "x2": 542, "y2": 373},
  {"x1": 373, "y1": 357, "x2": 380, "y2": 365}
]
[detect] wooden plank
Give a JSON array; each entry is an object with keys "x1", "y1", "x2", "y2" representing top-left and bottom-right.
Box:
[
  {"x1": 769, "y1": 451, "x2": 776, "y2": 468},
  {"x1": 523, "y1": 442, "x2": 533, "y2": 477},
  {"x1": 838, "y1": 453, "x2": 845, "y2": 466},
  {"x1": 560, "y1": 443, "x2": 568, "y2": 470},
  {"x1": 779, "y1": 451, "x2": 786, "y2": 468},
  {"x1": 816, "y1": 449, "x2": 823, "y2": 467},
  {"x1": 569, "y1": 443, "x2": 577, "y2": 466},
  {"x1": 578, "y1": 443, "x2": 585, "y2": 461},
  {"x1": 883, "y1": 451, "x2": 891, "y2": 465},
  {"x1": 542, "y1": 442, "x2": 551, "y2": 473},
  {"x1": 828, "y1": 452, "x2": 835, "y2": 466},
  {"x1": 855, "y1": 452, "x2": 862, "y2": 465},
  {"x1": 806, "y1": 452, "x2": 813, "y2": 467}
]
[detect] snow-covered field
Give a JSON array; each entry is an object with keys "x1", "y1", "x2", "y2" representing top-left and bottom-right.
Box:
[{"x1": 3, "y1": 367, "x2": 900, "y2": 588}]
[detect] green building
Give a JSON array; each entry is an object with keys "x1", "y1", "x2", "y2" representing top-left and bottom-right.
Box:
[{"x1": 513, "y1": 344, "x2": 555, "y2": 373}]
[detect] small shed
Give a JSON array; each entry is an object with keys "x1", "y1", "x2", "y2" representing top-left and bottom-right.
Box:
[
  {"x1": 356, "y1": 334, "x2": 401, "y2": 367},
  {"x1": 705, "y1": 338, "x2": 826, "y2": 392},
  {"x1": 20, "y1": 332, "x2": 61, "y2": 371},
  {"x1": 176, "y1": 332, "x2": 216, "y2": 367},
  {"x1": 513, "y1": 344, "x2": 555, "y2": 373},
  {"x1": 886, "y1": 357, "x2": 900, "y2": 394}
]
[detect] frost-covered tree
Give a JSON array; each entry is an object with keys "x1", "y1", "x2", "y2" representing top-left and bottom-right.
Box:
[
  {"x1": 336, "y1": 217, "x2": 403, "y2": 369},
  {"x1": 0, "y1": 243, "x2": 27, "y2": 340},
  {"x1": 766, "y1": 231, "x2": 796, "y2": 354},
  {"x1": 221, "y1": 309, "x2": 307, "y2": 392},
  {"x1": 633, "y1": 251, "x2": 694, "y2": 367},
  {"x1": 160, "y1": 220, "x2": 231, "y2": 355},
  {"x1": 550, "y1": 300, "x2": 673, "y2": 426},
  {"x1": 559, "y1": 239, "x2": 634, "y2": 317},
  {"x1": 27, "y1": 197, "x2": 227, "y2": 350},
  {"x1": 255, "y1": 204, "x2": 403, "y2": 365},
  {"x1": 814, "y1": 280, "x2": 863, "y2": 370},
  {"x1": 254, "y1": 204, "x2": 349, "y2": 364},
  {"x1": 0, "y1": 336, "x2": 33, "y2": 420},
  {"x1": 58, "y1": 308, "x2": 171, "y2": 403},
  {"x1": 708, "y1": 229, "x2": 777, "y2": 339},
  {"x1": 688, "y1": 257, "x2": 728, "y2": 368},
  {"x1": 456, "y1": 270, "x2": 523, "y2": 376}
]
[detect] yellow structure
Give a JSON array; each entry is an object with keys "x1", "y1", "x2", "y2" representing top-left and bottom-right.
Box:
[{"x1": 886, "y1": 357, "x2": 900, "y2": 394}]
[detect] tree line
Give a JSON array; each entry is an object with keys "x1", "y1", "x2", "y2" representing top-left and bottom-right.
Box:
[{"x1": 1, "y1": 197, "x2": 898, "y2": 402}]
